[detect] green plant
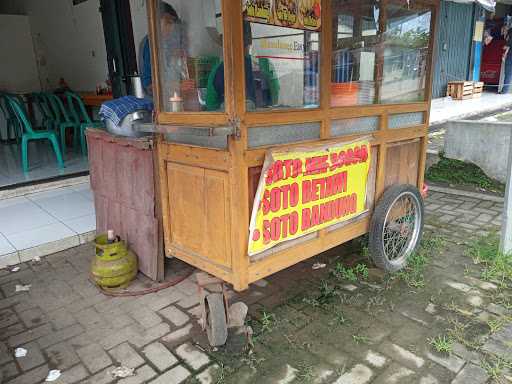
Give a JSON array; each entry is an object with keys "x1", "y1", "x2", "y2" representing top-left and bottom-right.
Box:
[
  {"x1": 488, "y1": 319, "x2": 506, "y2": 334},
  {"x1": 352, "y1": 334, "x2": 369, "y2": 344},
  {"x1": 429, "y1": 335, "x2": 453, "y2": 354},
  {"x1": 260, "y1": 311, "x2": 276, "y2": 333},
  {"x1": 395, "y1": 235, "x2": 445, "y2": 288},
  {"x1": 467, "y1": 233, "x2": 512, "y2": 288},
  {"x1": 332, "y1": 263, "x2": 369, "y2": 282},
  {"x1": 211, "y1": 363, "x2": 235, "y2": 384},
  {"x1": 328, "y1": 309, "x2": 348, "y2": 328},
  {"x1": 481, "y1": 356, "x2": 512, "y2": 380},
  {"x1": 295, "y1": 361, "x2": 314, "y2": 383},
  {"x1": 426, "y1": 155, "x2": 505, "y2": 193},
  {"x1": 355, "y1": 264, "x2": 369, "y2": 280}
]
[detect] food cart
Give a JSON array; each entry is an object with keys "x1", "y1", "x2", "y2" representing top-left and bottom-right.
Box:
[{"x1": 142, "y1": 0, "x2": 438, "y2": 345}]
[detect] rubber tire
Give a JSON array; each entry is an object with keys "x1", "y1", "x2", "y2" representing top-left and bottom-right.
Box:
[
  {"x1": 369, "y1": 184, "x2": 424, "y2": 273},
  {"x1": 205, "y1": 293, "x2": 228, "y2": 347}
]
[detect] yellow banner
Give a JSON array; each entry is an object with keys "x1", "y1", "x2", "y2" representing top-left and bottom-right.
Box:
[
  {"x1": 243, "y1": 0, "x2": 322, "y2": 31},
  {"x1": 249, "y1": 139, "x2": 371, "y2": 256}
]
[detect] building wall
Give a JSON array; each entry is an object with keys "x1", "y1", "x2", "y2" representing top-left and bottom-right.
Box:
[
  {"x1": 23, "y1": 0, "x2": 108, "y2": 92},
  {"x1": 0, "y1": 15, "x2": 40, "y2": 93}
]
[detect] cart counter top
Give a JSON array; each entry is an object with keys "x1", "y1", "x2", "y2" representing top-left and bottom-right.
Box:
[{"x1": 134, "y1": 123, "x2": 234, "y2": 137}]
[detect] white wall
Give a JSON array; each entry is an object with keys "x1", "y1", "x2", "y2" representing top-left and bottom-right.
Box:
[
  {"x1": 130, "y1": 0, "x2": 149, "y2": 71},
  {"x1": 0, "y1": 15, "x2": 40, "y2": 93},
  {"x1": 24, "y1": 0, "x2": 108, "y2": 92}
]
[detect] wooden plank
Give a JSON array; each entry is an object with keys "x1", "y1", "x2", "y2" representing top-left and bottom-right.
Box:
[
  {"x1": 166, "y1": 163, "x2": 232, "y2": 268},
  {"x1": 160, "y1": 142, "x2": 231, "y2": 171}
]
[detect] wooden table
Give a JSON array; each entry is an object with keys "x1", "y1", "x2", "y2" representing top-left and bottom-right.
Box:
[{"x1": 79, "y1": 93, "x2": 113, "y2": 107}]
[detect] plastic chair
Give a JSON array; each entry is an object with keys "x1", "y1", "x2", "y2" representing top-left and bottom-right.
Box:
[
  {"x1": 33, "y1": 92, "x2": 55, "y2": 131},
  {"x1": 65, "y1": 92, "x2": 104, "y2": 155},
  {"x1": 47, "y1": 93, "x2": 81, "y2": 152},
  {"x1": 0, "y1": 93, "x2": 22, "y2": 143},
  {"x1": 5, "y1": 95, "x2": 64, "y2": 173}
]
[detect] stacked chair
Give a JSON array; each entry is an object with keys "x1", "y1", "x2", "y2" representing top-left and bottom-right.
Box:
[{"x1": 1, "y1": 91, "x2": 104, "y2": 173}]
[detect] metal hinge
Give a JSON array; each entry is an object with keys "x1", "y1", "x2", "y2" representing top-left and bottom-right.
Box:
[{"x1": 229, "y1": 117, "x2": 241, "y2": 140}]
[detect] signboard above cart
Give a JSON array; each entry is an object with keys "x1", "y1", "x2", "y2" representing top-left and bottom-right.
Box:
[{"x1": 243, "y1": 0, "x2": 322, "y2": 31}]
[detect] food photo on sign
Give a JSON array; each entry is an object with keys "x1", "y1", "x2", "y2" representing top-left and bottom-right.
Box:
[
  {"x1": 248, "y1": 138, "x2": 373, "y2": 257},
  {"x1": 243, "y1": 0, "x2": 321, "y2": 31}
]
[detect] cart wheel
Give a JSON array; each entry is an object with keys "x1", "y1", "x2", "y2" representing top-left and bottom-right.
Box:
[
  {"x1": 205, "y1": 293, "x2": 228, "y2": 347},
  {"x1": 369, "y1": 184, "x2": 424, "y2": 273}
]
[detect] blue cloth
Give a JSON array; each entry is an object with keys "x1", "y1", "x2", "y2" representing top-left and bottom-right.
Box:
[{"x1": 99, "y1": 96, "x2": 153, "y2": 126}]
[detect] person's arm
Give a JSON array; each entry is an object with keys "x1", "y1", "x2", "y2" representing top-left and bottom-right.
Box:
[{"x1": 142, "y1": 36, "x2": 153, "y2": 94}]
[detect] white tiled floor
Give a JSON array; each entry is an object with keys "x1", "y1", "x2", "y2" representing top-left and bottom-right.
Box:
[{"x1": 0, "y1": 182, "x2": 96, "y2": 268}]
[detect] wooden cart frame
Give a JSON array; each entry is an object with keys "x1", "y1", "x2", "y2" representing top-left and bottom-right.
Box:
[{"x1": 147, "y1": 0, "x2": 440, "y2": 292}]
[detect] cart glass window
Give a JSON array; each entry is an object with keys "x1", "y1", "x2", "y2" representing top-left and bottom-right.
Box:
[
  {"x1": 331, "y1": 0, "x2": 380, "y2": 106},
  {"x1": 242, "y1": 1, "x2": 322, "y2": 111},
  {"x1": 153, "y1": 0, "x2": 225, "y2": 112},
  {"x1": 381, "y1": 4, "x2": 431, "y2": 104}
]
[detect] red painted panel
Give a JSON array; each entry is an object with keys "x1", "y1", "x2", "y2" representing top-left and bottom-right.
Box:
[{"x1": 86, "y1": 129, "x2": 158, "y2": 280}]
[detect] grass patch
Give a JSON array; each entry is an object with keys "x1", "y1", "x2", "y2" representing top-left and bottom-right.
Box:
[
  {"x1": 394, "y1": 234, "x2": 445, "y2": 288},
  {"x1": 481, "y1": 356, "x2": 512, "y2": 380},
  {"x1": 352, "y1": 334, "x2": 370, "y2": 344},
  {"x1": 426, "y1": 155, "x2": 505, "y2": 194},
  {"x1": 295, "y1": 362, "x2": 314, "y2": 383},
  {"x1": 332, "y1": 263, "x2": 369, "y2": 282},
  {"x1": 429, "y1": 335, "x2": 454, "y2": 354},
  {"x1": 260, "y1": 311, "x2": 276, "y2": 333},
  {"x1": 466, "y1": 233, "x2": 512, "y2": 288}
]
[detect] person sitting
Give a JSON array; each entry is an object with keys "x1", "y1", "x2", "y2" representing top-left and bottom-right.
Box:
[{"x1": 209, "y1": 22, "x2": 257, "y2": 110}]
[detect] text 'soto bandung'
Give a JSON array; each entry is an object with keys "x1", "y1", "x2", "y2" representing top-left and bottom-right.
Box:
[{"x1": 249, "y1": 140, "x2": 372, "y2": 256}]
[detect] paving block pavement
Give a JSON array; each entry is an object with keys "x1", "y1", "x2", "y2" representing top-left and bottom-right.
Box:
[{"x1": 0, "y1": 189, "x2": 510, "y2": 383}]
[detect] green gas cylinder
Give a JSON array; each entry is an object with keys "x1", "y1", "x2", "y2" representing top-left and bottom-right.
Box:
[{"x1": 91, "y1": 234, "x2": 138, "y2": 288}]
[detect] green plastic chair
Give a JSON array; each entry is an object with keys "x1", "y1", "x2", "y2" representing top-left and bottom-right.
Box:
[
  {"x1": 0, "y1": 93, "x2": 22, "y2": 142},
  {"x1": 65, "y1": 91, "x2": 104, "y2": 155},
  {"x1": 5, "y1": 95, "x2": 64, "y2": 173},
  {"x1": 33, "y1": 92, "x2": 55, "y2": 131},
  {"x1": 47, "y1": 93, "x2": 80, "y2": 152}
]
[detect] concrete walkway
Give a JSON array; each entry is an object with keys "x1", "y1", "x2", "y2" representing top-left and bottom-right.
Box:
[
  {"x1": 430, "y1": 92, "x2": 512, "y2": 126},
  {"x1": 1, "y1": 188, "x2": 510, "y2": 383}
]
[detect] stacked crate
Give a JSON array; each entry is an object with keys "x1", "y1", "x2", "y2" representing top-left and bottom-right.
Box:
[{"x1": 447, "y1": 81, "x2": 484, "y2": 100}]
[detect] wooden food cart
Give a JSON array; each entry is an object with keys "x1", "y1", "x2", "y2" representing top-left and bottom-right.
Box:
[{"x1": 145, "y1": 0, "x2": 438, "y2": 345}]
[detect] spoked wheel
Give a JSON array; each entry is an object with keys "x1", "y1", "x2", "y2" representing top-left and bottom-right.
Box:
[
  {"x1": 204, "y1": 293, "x2": 228, "y2": 347},
  {"x1": 369, "y1": 184, "x2": 424, "y2": 273}
]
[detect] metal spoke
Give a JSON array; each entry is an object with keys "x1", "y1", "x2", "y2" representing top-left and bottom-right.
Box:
[{"x1": 381, "y1": 192, "x2": 421, "y2": 264}]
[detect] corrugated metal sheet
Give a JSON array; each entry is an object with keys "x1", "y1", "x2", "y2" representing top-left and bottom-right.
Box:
[
  {"x1": 432, "y1": 1, "x2": 474, "y2": 98},
  {"x1": 446, "y1": 0, "x2": 495, "y2": 11}
]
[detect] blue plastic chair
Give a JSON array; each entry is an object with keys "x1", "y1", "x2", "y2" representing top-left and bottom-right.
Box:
[
  {"x1": 65, "y1": 92, "x2": 104, "y2": 155},
  {"x1": 5, "y1": 95, "x2": 64, "y2": 173}
]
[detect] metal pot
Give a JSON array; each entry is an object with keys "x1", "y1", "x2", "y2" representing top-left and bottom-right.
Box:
[{"x1": 105, "y1": 110, "x2": 152, "y2": 138}]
